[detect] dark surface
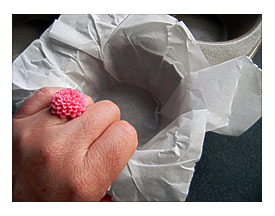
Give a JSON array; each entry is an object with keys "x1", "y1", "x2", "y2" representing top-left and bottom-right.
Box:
[
  {"x1": 186, "y1": 119, "x2": 262, "y2": 202},
  {"x1": 186, "y1": 45, "x2": 262, "y2": 202}
]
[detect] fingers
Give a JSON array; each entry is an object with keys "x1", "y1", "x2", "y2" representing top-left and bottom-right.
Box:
[
  {"x1": 13, "y1": 87, "x2": 94, "y2": 121},
  {"x1": 64, "y1": 100, "x2": 121, "y2": 149},
  {"x1": 84, "y1": 120, "x2": 138, "y2": 199},
  {"x1": 35, "y1": 94, "x2": 94, "y2": 126},
  {"x1": 13, "y1": 87, "x2": 63, "y2": 119}
]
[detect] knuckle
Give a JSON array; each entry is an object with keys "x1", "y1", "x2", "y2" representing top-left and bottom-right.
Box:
[
  {"x1": 84, "y1": 95, "x2": 94, "y2": 105},
  {"x1": 36, "y1": 87, "x2": 52, "y2": 98},
  {"x1": 36, "y1": 147, "x2": 52, "y2": 166},
  {"x1": 116, "y1": 120, "x2": 138, "y2": 142},
  {"x1": 38, "y1": 135, "x2": 67, "y2": 165},
  {"x1": 39, "y1": 144, "x2": 56, "y2": 164},
  {"x1": 99, "y1": 100, "x2": 120, "y2": 116},
  {"x1": 107, "y1": 121, "x2": 138, "y2": 158},
  {"x1": 97, "y1": 121, "x2": 138, "y2": 171}
]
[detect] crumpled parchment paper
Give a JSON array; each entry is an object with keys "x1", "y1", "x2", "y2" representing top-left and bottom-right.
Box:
[{"x1": 12, "y1": 14, "x2": 262, "y2": 201}]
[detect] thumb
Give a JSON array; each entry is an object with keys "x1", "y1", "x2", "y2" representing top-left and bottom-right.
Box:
[{"x1": 82, "y1": 120, "x2": 138, "y2": 200}]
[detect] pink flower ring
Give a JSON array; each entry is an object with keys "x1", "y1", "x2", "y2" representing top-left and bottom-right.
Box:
[{"x1": 50, "y1": 88, "x2": 87, "y2": 119}]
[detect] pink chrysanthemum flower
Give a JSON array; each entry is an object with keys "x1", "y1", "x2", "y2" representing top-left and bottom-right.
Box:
[{"x1": 50, "y1": 88, "x2": 86, "y2": 119}]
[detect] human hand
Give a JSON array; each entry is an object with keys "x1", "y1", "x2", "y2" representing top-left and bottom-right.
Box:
[{"x1": 12, "y1": 87, "x2": 138, "y2": 201}]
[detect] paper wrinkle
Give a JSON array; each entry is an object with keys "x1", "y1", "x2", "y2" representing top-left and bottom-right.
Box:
[
  {"x1": 49, "y1": 20, "x2": 102, "y2": 60},
  {"x1": 213, "y1": 56, "x2": 262, "y2": 135},
  {"x1": 126, "y1": 163, "x2": 148, "y2": 201},
  {"x1": 110, "y1": 110, "x2": 208, "y2": 201},
  {"x1": 90, "y1": 14, "x2": 129, "y2": 50},
  {"x1": 164, "y1": 24, "x2": 209, "y2": 77},
  {"x1": 13, "y1": 40, "x2": 78, "y2": 92},
  {"x1": 12, "y1": 14, "x2": 262, "y2": 201}
]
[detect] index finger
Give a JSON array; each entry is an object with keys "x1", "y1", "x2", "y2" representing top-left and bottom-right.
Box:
[{"x1": 14, "y1": 87, "x2": 94, "y2": 119}]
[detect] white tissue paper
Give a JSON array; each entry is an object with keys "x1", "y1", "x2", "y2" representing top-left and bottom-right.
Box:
[{"x1": 12, "y1": 14, "x2": 262, "y2": 201}]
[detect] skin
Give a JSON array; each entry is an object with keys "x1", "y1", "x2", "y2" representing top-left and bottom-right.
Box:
[{"x1": 12, "y1": 87, "x2": 138, "y2": 201}]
